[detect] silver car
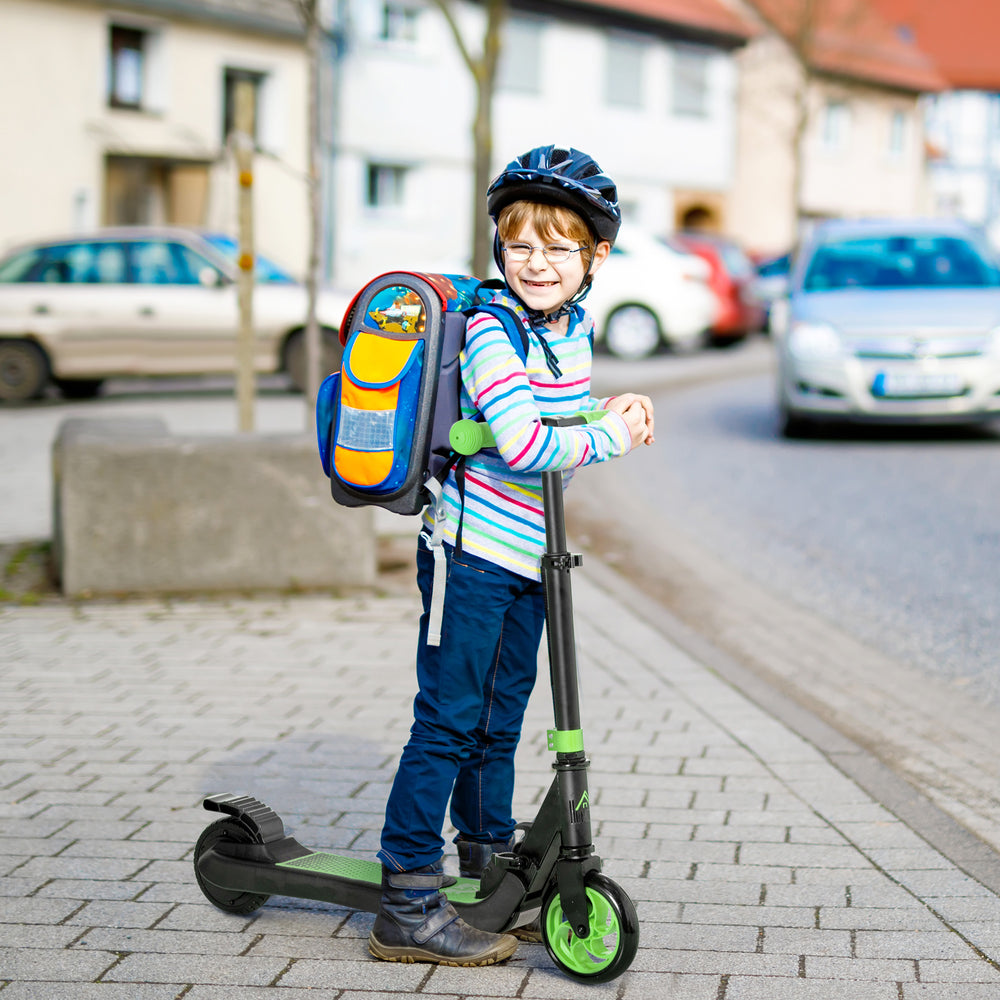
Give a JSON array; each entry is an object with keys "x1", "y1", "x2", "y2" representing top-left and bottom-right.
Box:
[
  {"x1": 773, "y1": 218, "x2": 1000, "y2": 436},
  {"x1": 0, "y1": 227, "x2": 349, "y2": 402}
]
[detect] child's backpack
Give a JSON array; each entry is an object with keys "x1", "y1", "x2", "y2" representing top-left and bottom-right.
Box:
[{"x1": 315, "y1": 272, "x2": 528, "y2": 517}]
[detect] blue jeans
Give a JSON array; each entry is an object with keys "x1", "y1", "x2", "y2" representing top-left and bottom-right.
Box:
[{"x1": 378, "y1": 539, "x2": 546, "y2": 872}]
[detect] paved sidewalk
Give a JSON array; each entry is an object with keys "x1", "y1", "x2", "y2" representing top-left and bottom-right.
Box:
[{"x1": 3, "y1": 561, "x2": 1000, "y2": 999}]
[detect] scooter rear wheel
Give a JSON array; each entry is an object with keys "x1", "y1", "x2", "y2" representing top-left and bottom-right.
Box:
[
  {"x1": 541, "y1": 871, "x2": 639, "y2": 983},
  {"x1": 194, "y1": 818, "x2": 271, "y2": 915}
]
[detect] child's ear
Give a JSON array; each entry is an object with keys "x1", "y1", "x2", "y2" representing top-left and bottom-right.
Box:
[{"x1": 590, "y1": 240, "x2": 612, "y2": 274}]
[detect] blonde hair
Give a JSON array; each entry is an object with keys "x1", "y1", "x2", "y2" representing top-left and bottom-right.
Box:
[{"x1": 497, "y1": 201, "x2": 596, "y2": 270}]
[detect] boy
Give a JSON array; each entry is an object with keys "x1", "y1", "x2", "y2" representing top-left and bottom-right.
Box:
[{"x1": 370, "y1": 145, "x2": 654, "y2": 967}]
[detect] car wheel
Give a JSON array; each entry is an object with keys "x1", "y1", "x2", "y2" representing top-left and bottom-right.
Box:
[
  {"x1": 55, "y1": 378, "x2": 104, "y2": 400},
  {"x1": 603, "y1": 305, "x2": 661, "y2": 360},
  {"x1": 779, "y1": 401, "x2": 816, "y2": 439},
  {"x1": 283, "y1": 328, "x2": 343, "y2": 394},
  {"x1": 0, "y1": 339, "x2": 50, "y2": 403}
]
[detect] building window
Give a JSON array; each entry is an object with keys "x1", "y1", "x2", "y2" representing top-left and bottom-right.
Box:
[
  {"x1": 822, "y1": 100, "x2": 852, "y2": 151},
  {"x1": 498, "y1": 17, "x2": 542, "y2": 95},
  {"x1": 888, "y1": 109, "x2": 907, "y2": 158},
  {"x1": 223, "y1": 69, "x2": 265, "y2": 145},
  {"x1": 605, "y1": 35, "x2": 644, "y2": 109},
  {"x1": 672, "y1": 47, "x2": 709, "y2": 117},
  {"x1": 366, "y1": 163, "x2": 407, "y2": 208},
  {"x1": 108, "y1": 25, "x2": 146, "y2": 108},
  {"x1": 379, "y1": 2, "x2": 420, "y2": 43}
]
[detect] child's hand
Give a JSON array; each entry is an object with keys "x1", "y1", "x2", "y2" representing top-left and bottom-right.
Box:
[{"x1": 608, "y1": 393, "x2": 655, "y2": 447}]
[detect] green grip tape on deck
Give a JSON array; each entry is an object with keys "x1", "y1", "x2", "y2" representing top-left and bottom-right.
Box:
[
  {"x1": 548, "y1": 728, "x2": 584, "y2": 752},
  {"x1": 449, "y1": 411, "x2": 608, "y2": 457}
]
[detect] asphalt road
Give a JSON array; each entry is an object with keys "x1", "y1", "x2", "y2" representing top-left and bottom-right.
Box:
[
  {"x1": 592, "y1": 361, "x2": 1000, "y2": 707},
  {"x1": 574, "y1": 343, "x2": 1000, "y2": 858}
]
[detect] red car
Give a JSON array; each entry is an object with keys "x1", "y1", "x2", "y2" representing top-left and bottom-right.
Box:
[{"x1": 670, "y1": 232, "x2": 767, "y2": 344}]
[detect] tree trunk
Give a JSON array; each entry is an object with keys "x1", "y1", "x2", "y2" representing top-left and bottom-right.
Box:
[{"x1": 433, "y1": 0, "x2": 507, "y2": 277}]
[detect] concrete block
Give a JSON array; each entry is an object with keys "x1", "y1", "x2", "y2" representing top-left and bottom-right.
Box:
[{"x1": 53, "y1": 418, "x2": 375, "y2": 597}]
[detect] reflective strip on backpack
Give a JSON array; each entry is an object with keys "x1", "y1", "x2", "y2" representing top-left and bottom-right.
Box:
[{"x1": 423, "y1": 476, "x2": 449, "y2": 647}]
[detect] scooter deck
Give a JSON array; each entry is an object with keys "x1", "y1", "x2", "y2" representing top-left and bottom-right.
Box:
[{"x1": 275, "y1": 852, "x2": 482, "y2": 904}]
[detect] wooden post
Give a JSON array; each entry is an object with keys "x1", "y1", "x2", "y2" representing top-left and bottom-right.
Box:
[
  {"x1": 233, "y1": 79, "x2": 256, "y2": 432},
  {"x1": 304, "y1": 0, "x2": 322, "y2": 411}
]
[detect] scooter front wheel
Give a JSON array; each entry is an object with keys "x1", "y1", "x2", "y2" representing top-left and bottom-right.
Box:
[
  {"x1": 194, "y1": 818, "x2": 271, "y2": 915},
  {"x1": 541, "y1": 871, "x2": 639, "y2": 983}
]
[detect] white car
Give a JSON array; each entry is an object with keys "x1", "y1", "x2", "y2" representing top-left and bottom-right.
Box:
[
  {"x1": 0, "y1": 227, "x2": 351, "y2": 402},
  {"x1": 585, "y1": 227, "x2": 715, "y2": 359},
  {"x1": 775, "y1": 217, "x2": 1000, "y2": 435}
]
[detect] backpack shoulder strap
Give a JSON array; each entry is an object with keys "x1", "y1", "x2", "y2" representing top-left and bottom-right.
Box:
[{"x1": 464, "y1": 301, "x2": 530, "y2": 364}]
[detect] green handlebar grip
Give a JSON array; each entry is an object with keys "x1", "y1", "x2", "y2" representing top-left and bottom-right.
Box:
[
  {"x1": 449, "y1": 410, "x2": 608, "y2": 456},
  {"x1": 449, "y1": 420, "x2": 495, "y2": 455}
]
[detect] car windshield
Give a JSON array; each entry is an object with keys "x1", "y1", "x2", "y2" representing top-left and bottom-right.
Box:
[
  {"x1": 803, "y1": 235, "x2": 1000, "y2": 292},
  {"x1": 201, "y1": 233, "x2": 296, "y2": 284}
]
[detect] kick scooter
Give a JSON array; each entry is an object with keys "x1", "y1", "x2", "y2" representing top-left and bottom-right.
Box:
[{"x1": 192, "y1": 414, "x2": 639, "y2": 983}]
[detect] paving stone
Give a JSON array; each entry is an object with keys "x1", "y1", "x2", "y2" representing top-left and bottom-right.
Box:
[
  {"x1": 805, "y1": 956, "x2": 916, "y2": 980},
  {"x1": 726, "y1": 978, "x2": 900, "y2": 999},
  {"x1": 100, "y1": 952, "x2": 286, "y2": 984},
  {"x1": 617, "y1": 971, "x2": 721, "y2": 999},
  {"x1": 630, "y1": 948, "x2": 797, "y2": 976},
  {"x1": 0, "y1": 985, "x2": 180, "y2": 1000},
  {"x1": 424, "y1": 964, "x2": 529, "y2": 996},
  {"x1": 277, "y1": 956, "x2": 429, "y2": 990},
  {"x1": 0, "y1": 924, "x2": 82, "y2": 949},
  {"x1": 819, "y1": 905, "x2": 945, "y2": 931},
  {"x1": 0, "y1": 897, "x2": 84, "y2": 924},
  {"x1": 903, "y1": 987, "x2": 1000, "y2": 999},
  {"x1": 0, "y1": 946, "x2": 118, "y2": 981},
  {"x1": 917, "y1": 959, "x2": 1000, "y2": 983},
  {"x1": 855, "y1": 929, "x2": 980, "y2": 960}
]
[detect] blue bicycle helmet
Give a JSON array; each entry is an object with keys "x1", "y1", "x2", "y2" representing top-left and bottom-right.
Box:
[
  {"x1": 486, "y1": 146, "x2": 622, "y2": 320},
  {"x1": 487, "y1": 145, "x2": 621, "y2": 244}
]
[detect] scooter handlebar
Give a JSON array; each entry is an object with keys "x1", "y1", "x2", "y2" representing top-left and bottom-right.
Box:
[{"x1": 449, "y1": 411, "x2": 608, "y2": 456}]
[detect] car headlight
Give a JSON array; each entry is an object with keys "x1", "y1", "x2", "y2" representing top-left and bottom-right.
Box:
[{"x1": 787, "y1": 322, "x2": 842, "y2": 362}]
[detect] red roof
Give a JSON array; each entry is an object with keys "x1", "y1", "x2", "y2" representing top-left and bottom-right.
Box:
[
  {"x1": 745, "y1": 0, "x2": 944, "y2": 93},
  {"x1": 566, "y1": 0, "x2": 756, "y2": 41},
  {"x1": 870, "y1": 0, "x2": 1000, "y2": 90}
]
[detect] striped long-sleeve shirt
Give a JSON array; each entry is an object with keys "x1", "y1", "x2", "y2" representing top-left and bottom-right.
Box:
[{"x1": 421, "y1": 299, "x2": 633, "y2": 580}]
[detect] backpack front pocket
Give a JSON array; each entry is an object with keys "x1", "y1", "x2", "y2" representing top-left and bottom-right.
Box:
[{"x1": 331, "y1": 330, "x2": 424, "y2": 492}]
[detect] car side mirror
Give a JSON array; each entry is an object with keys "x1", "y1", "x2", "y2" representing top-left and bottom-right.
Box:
[{"x1": 199, "y1": 267, "x2": 225, "y2": 288}]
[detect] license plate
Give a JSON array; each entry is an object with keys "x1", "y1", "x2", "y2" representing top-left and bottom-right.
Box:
[{"x1": 871, "y1": 371, "x2": 965, "y2": 398}]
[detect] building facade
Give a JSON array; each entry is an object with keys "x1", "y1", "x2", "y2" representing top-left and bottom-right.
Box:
[
  {"x1": 872, "y1": 0, "x2": 1000, "y2": 247},
  {"x1": 0, "y1": 0, "x2": 314, "y2": 273},
  {"x1": 724, "y1": 0, "x2": 943, "y2": 255},
  {"x1": 327, "y1": 0, "x2": 751, "y2": 287}
]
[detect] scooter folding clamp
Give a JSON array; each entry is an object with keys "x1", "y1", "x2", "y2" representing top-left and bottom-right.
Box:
[
  {"x1": 477, "y1": 850, "x2": 534, "y2": 897},
  {"x1": 541, "y1": 552, "x2": 583, "y2": 572}
]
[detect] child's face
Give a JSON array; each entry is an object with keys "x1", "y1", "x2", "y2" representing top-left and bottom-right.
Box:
[{"x1": 502, "y1": 222, "x2": 608, "y2": 318}]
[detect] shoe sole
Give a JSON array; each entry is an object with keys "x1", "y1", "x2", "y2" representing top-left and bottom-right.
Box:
[
  {"x1": 511, "y1": 926, "x2": 542, "y2": 943},
  {"x1": 368, "y1": 932, "x2": 518, "y2": 967}
]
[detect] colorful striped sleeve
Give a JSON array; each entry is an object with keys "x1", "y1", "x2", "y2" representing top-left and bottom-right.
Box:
[{"x1": 460, "y1": 312, "x2": 632, "y2": 473}]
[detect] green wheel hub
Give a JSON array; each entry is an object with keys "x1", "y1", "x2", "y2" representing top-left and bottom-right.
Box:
[{"x1": 541, "y1": 873, "x2": 638, "y2": 983}]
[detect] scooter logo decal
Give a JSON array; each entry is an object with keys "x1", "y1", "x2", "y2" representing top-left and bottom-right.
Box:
[{"x1": 571, "y1": 790, "x2": 590, "y2": 822}]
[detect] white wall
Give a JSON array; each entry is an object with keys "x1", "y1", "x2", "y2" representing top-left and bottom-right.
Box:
[
  {"x1": 330, "y1": 0, "x2": 740, "y2": 288},
  {"x1": 925, "y1": 91, "x2": 1000, "y2": 245}
]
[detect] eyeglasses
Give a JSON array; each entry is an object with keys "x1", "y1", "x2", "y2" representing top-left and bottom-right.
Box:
[{"x1": 502, "y1": 243, "x2": 584, "y2": 264}]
